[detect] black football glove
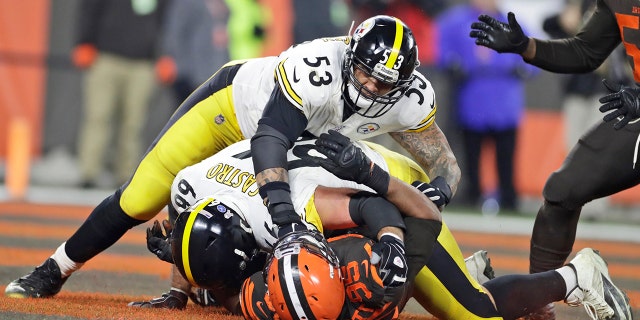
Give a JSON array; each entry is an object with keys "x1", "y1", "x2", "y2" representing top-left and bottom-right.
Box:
[
  {"x1": 470, "y1": 12, "x2": 529, "y2": 54},
  {"x1": 146, "y1": 219, "x2": 173, "y2": 263},
  {"x1": 412, "y1": 176, "x2": 452, "y2": 208},
  {"x1": 599, "y1": 78, "x2": 640, "y2": 130},
  {"x1": 370, "y1": 234, "x2": 408, "y2": 288},
  {"x1": 275, "y1": 221, "x2": 309, "y2": 238},
  {"x1": 127, "y1": 289, "x2": 188, "y2": 309},
  {"x1": 312, "y1": 130, "x2": 390, "y2": 195},
  {"x1": 189, "y1": 287, "x2": 219, "y2": 307}
]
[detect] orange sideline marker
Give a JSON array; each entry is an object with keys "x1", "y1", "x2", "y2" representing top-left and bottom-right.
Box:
[{"x1": 6, "y1": 117, "x2": 30, "y2": 200}]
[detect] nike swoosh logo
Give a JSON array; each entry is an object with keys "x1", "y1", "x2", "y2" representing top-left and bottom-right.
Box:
[{"x1": 292, "y1": 67, "x2": 300, "y2": 83}]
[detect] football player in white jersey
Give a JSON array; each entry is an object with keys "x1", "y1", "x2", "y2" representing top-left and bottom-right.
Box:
[
  {"x1": 6, "y1": 15, "x2": 459, "y2": 307},
  {"x1": 249, "y1": 15, "x2": 459, "y2": 243}
]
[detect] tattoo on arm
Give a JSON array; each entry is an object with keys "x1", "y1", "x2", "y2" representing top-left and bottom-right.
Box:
[
  {"x1": 256, "y1": 167, "x2": 289, "y2": 187},
  {"x1": 389, "y1": 123, "x2": 461, "y2": 195}
]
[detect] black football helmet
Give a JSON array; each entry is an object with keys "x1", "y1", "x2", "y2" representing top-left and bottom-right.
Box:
[
  {"x1": 343, "y1": 15, "x2": 419, "y2": 118},
  {"x1": 171, "y1": 197, "x2": 267, "y2": 296}
]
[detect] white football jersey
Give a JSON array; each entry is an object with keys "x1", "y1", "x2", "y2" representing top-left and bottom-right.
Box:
[
  {"x1": 170, "y1": 138, "x2": 388, "y2": 251},
  {"x1": 231, "y1": 36, "x2": 437, "y2": 141}
]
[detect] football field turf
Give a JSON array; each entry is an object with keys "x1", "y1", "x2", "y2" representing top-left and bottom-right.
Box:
[{"x1": 0, "y1": 201, "x2": 637, "y2": 319}]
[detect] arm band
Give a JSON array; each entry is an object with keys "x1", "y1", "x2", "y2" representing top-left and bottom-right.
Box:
[
  {"x1": 348, "y1": 191, "x2": 405, "y2": 238},
  {"x1": 251, "y1": 124, "x2": 291, "y2": 174},
  {"x1": 259, "y1": 182, "x2": 299, "y2": 225},
  {"x1": 259, "y1": 86, "x2": 308, "y2": 143},
  {"x1": 368, "y1": 164, "x2": 390, "y2": 196}
]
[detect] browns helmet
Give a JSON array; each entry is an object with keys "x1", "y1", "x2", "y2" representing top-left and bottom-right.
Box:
[
  {"x1": 265, "y1": 230, "x2": 345, "y2": 320},
  {"x1": 342, "y1": 15, "x2": 419, "y2": 118}
]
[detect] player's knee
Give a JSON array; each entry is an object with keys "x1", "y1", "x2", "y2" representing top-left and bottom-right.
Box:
[{"x1": 542, "y1": 171, "x2": 584, "y2": 210}]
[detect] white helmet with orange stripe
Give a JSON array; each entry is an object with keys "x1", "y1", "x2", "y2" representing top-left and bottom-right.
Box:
[{"x1": 265, "y1": 230, "x2": 345, "y2": 320}]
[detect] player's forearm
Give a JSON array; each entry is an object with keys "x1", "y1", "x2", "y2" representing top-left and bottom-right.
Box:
[
  {"x1": 378, "y1": 226, "x2": 404, "y2": 242},
  {"x1": 526, "y1": 1, "x2": 620, "y2": 73},
  {"x1": 521, "y1": 37, "x2": 536, "y2": 61},
  {"x1": 385, "y1": 177, "x2": 442, "y2": 221},
  {"x1": 255, "y1": 167, "x2": 289, "y2": 187},
  {"x1": 251, "y1": 124, "x2": 293, "y2": 207},
  {"x1": 390, "y1": 125, "x2": 461, "y2": 195}
]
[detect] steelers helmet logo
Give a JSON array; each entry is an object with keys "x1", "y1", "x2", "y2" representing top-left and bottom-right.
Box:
[{"x1": 353, "y1": 18, "x2": 375, "y2": 41}]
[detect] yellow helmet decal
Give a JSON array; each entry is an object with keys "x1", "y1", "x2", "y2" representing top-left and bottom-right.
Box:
[
  {"x1": 385, "y1": 18, "x2": 404, "y2": 70},
  {"x1": 182, "y1": 197, "x2": 214, "y2": 285}
]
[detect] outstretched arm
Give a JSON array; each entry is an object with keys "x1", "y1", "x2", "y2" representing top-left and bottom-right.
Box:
[
  {"x1": 469, "y1": 7, "x2": 620, "y2": 73},
  {"x1": 251, "y1": 86, "x2": 309, "y2": 237}
]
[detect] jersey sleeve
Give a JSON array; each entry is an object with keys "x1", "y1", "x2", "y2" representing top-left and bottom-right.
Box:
[
  {"x1": 403, "y1": 73, "x2": 437, "y2": 133},
  {"x1": 273, "y1": 39, "x2": 344, "y2": 116}
]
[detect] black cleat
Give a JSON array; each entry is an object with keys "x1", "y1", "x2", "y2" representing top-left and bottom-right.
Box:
[{"x1": 5, "y1": 258, "x2": 68, "y2": 298}]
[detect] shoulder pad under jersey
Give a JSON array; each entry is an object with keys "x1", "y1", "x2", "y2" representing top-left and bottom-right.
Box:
[{"x1": 274, "y1": 38, "x2": 348, "y2": 113}]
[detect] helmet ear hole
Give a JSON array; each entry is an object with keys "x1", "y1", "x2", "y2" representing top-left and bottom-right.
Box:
[{"x1": 206, "y1": 236, "x2": 216, "y2": 248}]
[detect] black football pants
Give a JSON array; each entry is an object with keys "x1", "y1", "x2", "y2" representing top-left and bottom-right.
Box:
[{"x1": 530, "y1": 119, "x2": 640, "y2": 273}]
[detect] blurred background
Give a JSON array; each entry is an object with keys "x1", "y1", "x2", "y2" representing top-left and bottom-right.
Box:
[{"x1": 0, "y1": 0, "x2": 639, "y2": 226}]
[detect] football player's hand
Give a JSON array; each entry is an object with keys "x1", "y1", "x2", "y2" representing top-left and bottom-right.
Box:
[
  {"x1": 370, "y1": 234, "x2": 408, "y2": 288},
  {"x1": 275, "y1": 220, "x2": 309, "y2": 238},
  {"x1": 599, "y1": 78, "x2": 640, "y2": 130},
  {"x1": 189, "y1": 287, "x2": 218, "y2": 307},
  {"x1": 412, "y1": 177, "x2": 452, "y2": 208},
  {"x1": 263, "y1": 186, "x2": 308, "y2": 238},
  {"x1": 313, "y1": 130, "x2": 390, "y2": 195},
  {"x1": 146, "y1": 219, "x2": 173, "y2": 263},
  {"x1": 470, "y1": 12, "x2": 529, "y2": 54}
]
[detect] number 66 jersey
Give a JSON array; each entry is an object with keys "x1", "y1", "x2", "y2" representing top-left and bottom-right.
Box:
[{"x1": 169, "y1": 138, "x2": 427, "y2": 251}]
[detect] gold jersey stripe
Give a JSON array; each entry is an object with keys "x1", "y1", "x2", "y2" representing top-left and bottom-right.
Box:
[
  {"x1": 277, "y1": 59, "x2": 303, "y2": 107},
  {"x1": 406, "y1": 106, "x2": 436, "y2": 132},
  {"x1": 385, "y1": 18, "x2": 404, "y2": 70},
  {"x1": 181, "y1": 197, "x2": 214, "y2": 285}
]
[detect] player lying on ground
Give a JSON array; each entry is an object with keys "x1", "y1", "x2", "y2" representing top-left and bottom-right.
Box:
[
  {"x1": 130, "y1": 137, "x2": 442, "y2": 311},
  {"x1": 141, "y1": 136, "x2": 631, "y2": 319},
  {"x1": 169, "y1": 203, "x2": 410, "y2": 319},
  {"x1": 146, "y1": 194, "x2": 629, "y2": 320}
]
